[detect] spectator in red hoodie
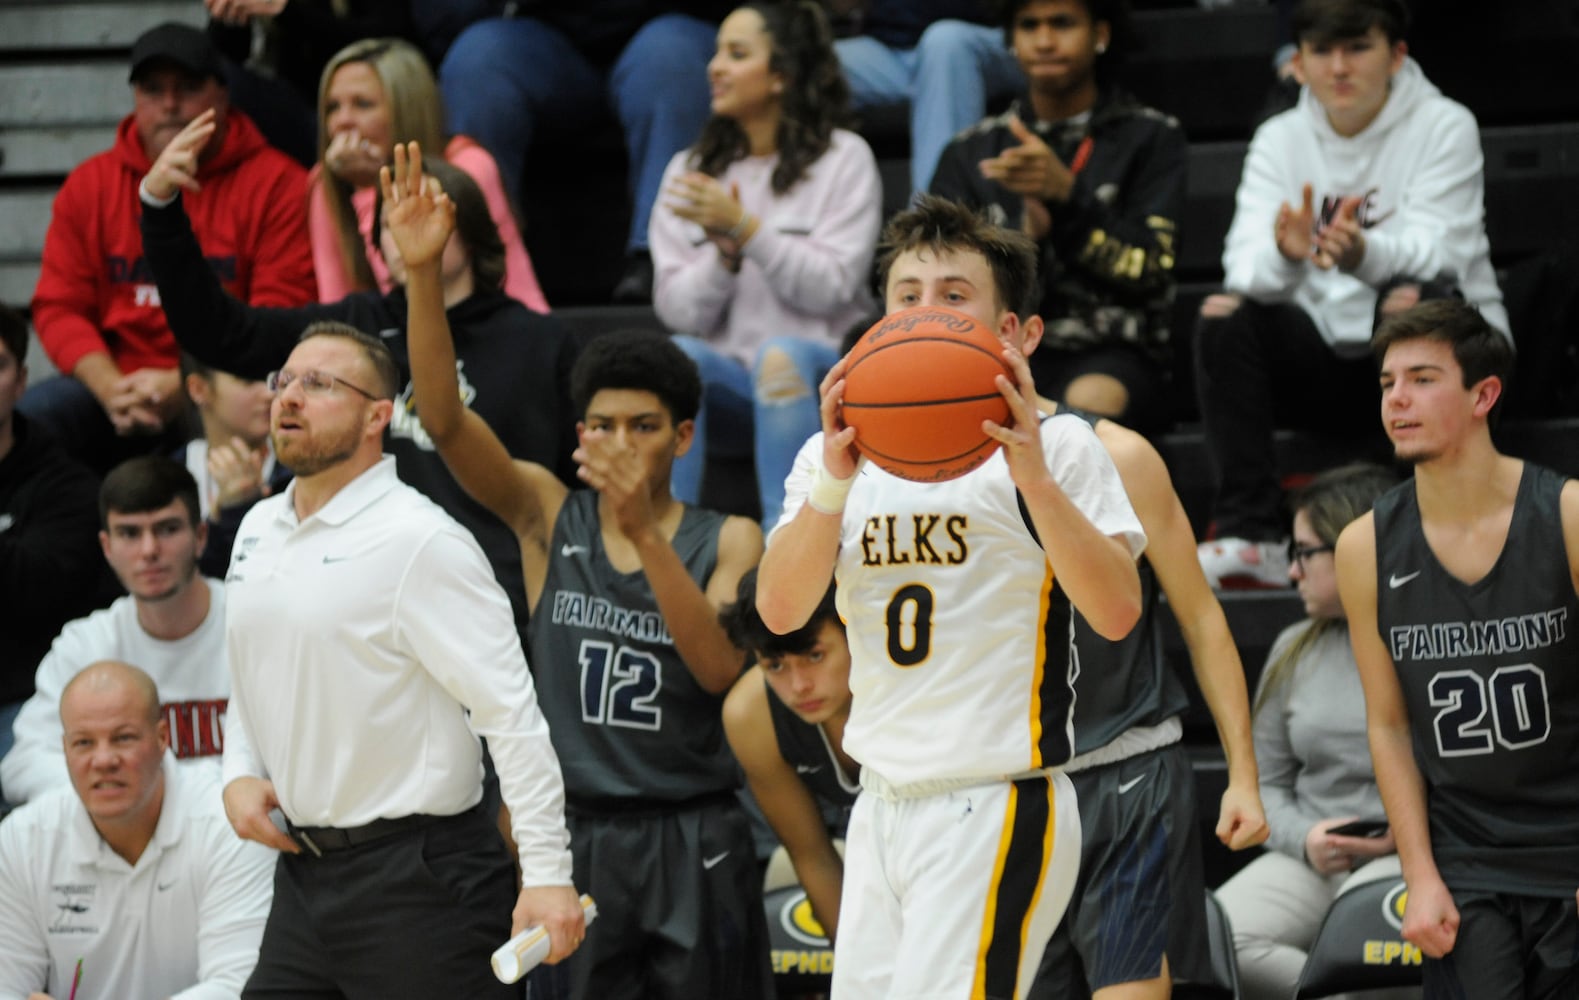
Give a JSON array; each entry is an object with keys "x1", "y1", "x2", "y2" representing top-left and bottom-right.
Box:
[{"x1": 25, "y1": 22, "x2": 316, "y2": 475}]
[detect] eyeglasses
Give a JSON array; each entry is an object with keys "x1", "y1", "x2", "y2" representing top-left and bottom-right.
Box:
[
  {"x1": 266, "y1": 369, "x2": 381, "y2": 401},
  {"x1": 1287, "y1": 541, "x2": 1335, "y2": 568}
]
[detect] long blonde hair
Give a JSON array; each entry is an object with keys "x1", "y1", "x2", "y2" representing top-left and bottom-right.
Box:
[
  {"x1": 1252, "y1": 462, "x2": 1402, "y2": 717},
  {"x1": 315, "y1": 38, "x2": 445, "y2": 290}
]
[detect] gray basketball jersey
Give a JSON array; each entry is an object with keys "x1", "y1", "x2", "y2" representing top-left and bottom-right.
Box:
[
  {"x1": 1063, "y1": 407, "x2": 1190, "y2": 754},
  {"x1": 765, "y1": 676, "x2": 860, "y2": 810},
  {"x1": 1373, "y1": 464, "x2": 1579, "y2": 896},
  {"x1": 529, "y1": 491, "x2": 738, "y2": 808}
]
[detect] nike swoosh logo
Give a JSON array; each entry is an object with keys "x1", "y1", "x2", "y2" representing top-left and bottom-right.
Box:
[
  {"x1": 561, "y1": 544, "x2": 589, "y2": 557},
  {"x1": 795, "y1": 764, "x2": 822, "y2": 774},
  {"x1": 1389, "y1": 571, "x2": 1422, "y2": 589},
  {"x1": 1118, "y1": 775, "x2": 1148, "y2": 795},
  {"x1": 157, "y1": 881, "x2": 177, "y2": 891},
  {"x1": 702, "y1": 852, "x2": 729, "y2": 870},
  {"x1": 322, "y1": 554, "x2": 355, "y2": 564}
]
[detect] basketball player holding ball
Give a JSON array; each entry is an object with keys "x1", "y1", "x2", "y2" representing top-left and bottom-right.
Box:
[{"x1": 756, "y1": 194, "x2": 1147, "y2": 999}]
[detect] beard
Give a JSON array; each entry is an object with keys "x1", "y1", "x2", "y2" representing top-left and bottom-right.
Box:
[{"x1": 272, "y1": 421, "x2": 361, "y2": 477}]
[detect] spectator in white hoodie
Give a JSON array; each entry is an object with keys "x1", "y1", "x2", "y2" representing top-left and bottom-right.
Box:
[{"x1": 1192, "y1": 0, "x2": 1507, "y2": 589}]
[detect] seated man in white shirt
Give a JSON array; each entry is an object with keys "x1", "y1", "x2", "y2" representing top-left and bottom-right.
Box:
[
  {"x1": 0, "y1": 660, "x2": 274, "y2": 1000},
  {"x1": 1, "y1": 456, "x2": 229, "y2": 806}
]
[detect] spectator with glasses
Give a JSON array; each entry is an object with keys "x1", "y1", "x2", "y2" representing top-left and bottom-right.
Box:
[
  {"x1": 1216, "y1": 462, "x2": 1410, "y2": 1000},
  {"x1": 138, "y1": 121, "x2": 578, "y2": 633}
]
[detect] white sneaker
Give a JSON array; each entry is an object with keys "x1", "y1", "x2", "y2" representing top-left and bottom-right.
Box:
[{"x1": 1198, "y1": 537, "x2": 1291, "y2": 590}]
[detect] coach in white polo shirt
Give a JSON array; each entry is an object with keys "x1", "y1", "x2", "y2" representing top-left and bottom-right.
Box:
[
  {"x1": 218, "y1": 320, "x2": 584, "y2": 997},
  {"x1": 0, "y1": 661, "x2": 273, "y2": 1000}
]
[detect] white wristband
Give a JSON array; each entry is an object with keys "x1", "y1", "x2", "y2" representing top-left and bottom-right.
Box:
[{"x1": 807, "y1": 461, "x2": 856, "y2": 515}]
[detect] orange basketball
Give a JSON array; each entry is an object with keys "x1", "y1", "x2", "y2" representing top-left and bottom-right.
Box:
[{"x1": 840, "y1": 306, "x2": 1011, "y2": 482}]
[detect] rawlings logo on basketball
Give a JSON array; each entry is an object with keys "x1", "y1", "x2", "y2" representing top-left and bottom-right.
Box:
[
  {"x1": 866, "y1": 307, "x2": 979, "y2": 342},
  {"x1": 841, "y1": 306, "x2": 1013, "y2": 483}
]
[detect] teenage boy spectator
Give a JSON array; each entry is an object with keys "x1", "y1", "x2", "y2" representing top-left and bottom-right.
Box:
[
  {"x1": 383, "y1": 146, "x2": 771, "y2": 998},
  {"x1": 720, "y1": 571, "x2": 857, "y2": 942},
  {"x1": 0, "y1": 306, "x2": 102, "y2": 770},
  {"x1": 931, "y1": 0, "x2": 1185, "y2": 434},
  {"x1": 1338, "y1": 299, "x2": 1578, "y2": 999},
  {"x1": 1194, "y1": 0, "x2": 1507, "y2": 588},
  {"x1": 1, "y1": 458, "x2": 228, "y2": 807},
  {"x1": 834, "y1": 1, "x2": 1024, "y2": 194},
  {"x1": 175, "y1": 354, "x2": 290, "y2": 578},
  {"x1": 0, "y1": 662, "x2": 274, "y2": 1000},
  {"x1": 139, "y1": 121, "x2": 579, "y2": 633},
  {"x1": 25, "y1": 22, "x2": 314, "y2": 474},
  {"x1": 437, "y1": 2, "x2": 734, "y2": 302}
]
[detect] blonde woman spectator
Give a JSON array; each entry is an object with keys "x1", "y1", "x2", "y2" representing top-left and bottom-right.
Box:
[{"x1": 309, "y1": 38, "x2": 549, "y2": 311}]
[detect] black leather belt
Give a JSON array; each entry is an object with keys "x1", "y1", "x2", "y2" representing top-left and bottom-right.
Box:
[{"x1": 287, "y1": 811, "x2": 458, "y2": 857}]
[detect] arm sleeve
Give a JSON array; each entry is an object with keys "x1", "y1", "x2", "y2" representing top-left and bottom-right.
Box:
[
  {"x1": 447, "y1": 140, "x2": 550, "y2": 314},
  {"x1": 30, "y1": 169, "x2": 113, "y2": 375},
  {"x1": 650, "y1": 155, "x2": 738, "y2": 337},
  {"x1": 1221, "y1": 124, "x2": 1309, "y2": 301},
  {"x1": 172, "y1": 824, "x2": 275, "y2": 1000},
  {"x1": 307, "y1": 171, "x2": 358, "y2": 303},
  {"x1": 1254, "y1": 628, "x2": 1320, "y2": 861},
  {"x1": 237, "y1": 157, "x2": 317, "y2": 309},
  {"x1": 0, "y1": 459, "x2": 100, "y2": 628},
  {"x1": 394, "y1": 530, "x2": 574, "y2": 887},
  {"x1": 1042, "y1": 118, "x2": 1186, "y2": 301},
  {"x1": 1351, "y1": 106, "x2": 1488, "y2": 289},
  {"x1": 0, "y1": 821, "x2": 49, "y2": 998},
  {"x1": 740, "y1": 137, "x2": 884, "y2": 316},
  {"x1": 140, "y1": 194, "x2": 352, "y2": 380},
  {"x1": 0, "y1": 638, "x2": 80, "y2": 805}
]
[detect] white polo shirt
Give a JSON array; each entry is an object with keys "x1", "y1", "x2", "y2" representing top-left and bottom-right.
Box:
[
  {"x1": 0, "y1": 753, "x2": 274, "y2": 1000},
  {"x1": 220, "y1": 456, "x2": 573, "y2": 886}
]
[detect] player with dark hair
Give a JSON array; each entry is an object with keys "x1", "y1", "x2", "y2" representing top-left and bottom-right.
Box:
[
  {"x1": 384, "y1": 146, "x2": 773, "y2": 999},
  {"x1": 1337, "y1": 298, "x2": 1579, "y2": 999},
  {"x1": 720, "y1": 569, "x2": 856, "y2": 941},
  {"x1": 932, "y1": 0, "x2": 1185, "y2": 434},
  {"x1": 870, "y1": 195, "x2": 1270, "y2": 1000},
  {"x1": 759, "y1": 191, "x2": 1146, "y2": 998}
]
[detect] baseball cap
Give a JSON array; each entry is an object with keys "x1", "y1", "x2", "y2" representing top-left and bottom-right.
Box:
[{"x1": 128, "y1": 23, "x2": 226, "y2": 84}]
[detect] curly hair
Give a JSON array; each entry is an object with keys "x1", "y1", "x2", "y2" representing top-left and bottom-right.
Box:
[
  {"x1": 316, "y1": 38, "x2": 447, "y2": 290},
  {"x1": 689, "y1": 1, "x2": 853, "y2": 195}
]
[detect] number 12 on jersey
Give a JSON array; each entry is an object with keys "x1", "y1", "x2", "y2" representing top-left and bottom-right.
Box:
[{"x1": 579, "y1": 640, "x2": 664, "y2": 730}]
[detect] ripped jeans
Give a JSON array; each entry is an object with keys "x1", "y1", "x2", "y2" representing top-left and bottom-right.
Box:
[{"x1": 670, "y1": 335, "x2": 839, "y2": 531}]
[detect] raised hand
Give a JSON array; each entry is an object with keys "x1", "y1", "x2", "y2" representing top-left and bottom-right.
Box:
[
  {"x1": 209, "y1": 435, "x2": 271, "y2": 510},
  {"x1": 574, "y1": 429, "x2": 656, "y2": 542},
  {"x1": 979, "y1": 115, "x2": 1075, "y2": 202},
  {"x1": 817, "y1": 355, "x2": 861, "y2": 480},
  {"x1": 1274, "y1": 183, "x2": 1317, "y2": 263},
  {"x1": 379, "y1": 142, "x2": 455, "y2": 272},
  {"x1": 143, "y1": 109, "x2": 217, "y2": 201}
]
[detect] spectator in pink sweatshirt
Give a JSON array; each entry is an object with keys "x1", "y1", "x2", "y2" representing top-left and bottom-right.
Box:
[
  {"x1": 650, "y1": 0, "x2": 880, "y2": 527},
  {"x1": 309, "y1": 37, "x2": 550, "y2": 313}
]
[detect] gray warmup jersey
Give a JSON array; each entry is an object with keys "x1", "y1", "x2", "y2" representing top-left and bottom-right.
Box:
[
  {"x1": 1064, "y1": 407, "x2": 1189, "y2": 754},
  {"x1": 1373, "y1": 465, "x2": 1579, "y2": 896},
  {"x1": 529, "y1": 491, "x2": 737, "y2": 808}
]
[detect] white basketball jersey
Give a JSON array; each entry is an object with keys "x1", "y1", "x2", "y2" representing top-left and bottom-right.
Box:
[{"x1": 779, "y1": 415, "x2": 1145, "y2": 786}]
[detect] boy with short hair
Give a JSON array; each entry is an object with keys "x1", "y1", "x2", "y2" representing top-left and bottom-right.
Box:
[{"x1": 1195, "y1": 0, "x2": 1508, "y2": 588}]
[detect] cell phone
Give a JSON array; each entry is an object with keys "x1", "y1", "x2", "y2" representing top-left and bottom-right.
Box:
[{"x1": 1328, "y1": 818, "x2": 1389, "y2": 838}]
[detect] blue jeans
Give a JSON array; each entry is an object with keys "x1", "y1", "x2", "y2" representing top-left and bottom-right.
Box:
[
  {"x1": 439, "y1": 14, "x2": 716, "y2": 252},
  {"x1": 671, "y1": 336, "x2": 838, "y2": 530},
  {"x1": 836, "y1": 21, "x2": 1025, "y2": 194}
]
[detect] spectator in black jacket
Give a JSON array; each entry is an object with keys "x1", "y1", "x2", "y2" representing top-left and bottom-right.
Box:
[
  {"x1": 931, "y1": 0, "x2": 1185, "y2": 435},
  {"x1": 139, "y1": 119, "x2": 577, "y2": 632},
  {"x1": 0, "y1": 305, "x2": 103, "y2": 774}
]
